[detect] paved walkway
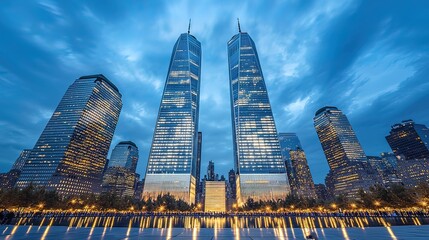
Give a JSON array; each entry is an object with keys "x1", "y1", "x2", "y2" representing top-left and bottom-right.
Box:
[{"x1": 1, "y1": 225, "x2": 429, "y2": 239}]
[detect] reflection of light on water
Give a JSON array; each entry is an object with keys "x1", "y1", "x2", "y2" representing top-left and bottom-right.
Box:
[
  {"x1": 26, "y1": 224, "x2": 33, "y2": 235},
  {"x1": 126, "y1": 217, "x2": 134, "y2": 237},
  {"x1": 233, "y1": 216, "x2": 240, "y2": 240},
  {"x1": 192, "y1": 226, "x2": 199, "y2": 240},
  {"x1": 166, "y1": 218, "x2": 173, "y2": 239},
  {"x1": 41, "y1": 218, "x2": 54, "y2": 240},
  {"x1": 317, "y1": 217, "x2": 326, "y2": 238},
  {"x1": 412, "y1": 217, "x2": 421, "y2": 226},
  {"x1": 38, "y1": 217, "x2": 46, "y2": 231},
  {"x1": 89, "y1": 216, "x2": 99, "y2": 237},
  {"x1": 339, "y1": 219, "x2": 350, "y2": 240},
  {"x1": 102, "y1": 217, "x2": 111, "y2": 238},
  {"x1": 288, "y1": 217, "x2": 295, "y2": 239},
  {"x1": 386, "y1": 226, "x2": 397, "y2": 240},
  {"x1": 9, "y1": 218, "x2": 22, "y2": 236}
]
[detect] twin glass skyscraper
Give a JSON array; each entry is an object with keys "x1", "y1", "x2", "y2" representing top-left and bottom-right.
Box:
[
  {"x1": 143, "y1": 25, "x2": 290, "y2": 204},
  {"x1": 16, "y1": 75, "x2": 122, "y2": 196},
  {"x1": 227, "y1": 29, "x2": 290, "y2": 204},
  {"x1": 143, "y1": 31, "x2": 202, "y2": 204}
]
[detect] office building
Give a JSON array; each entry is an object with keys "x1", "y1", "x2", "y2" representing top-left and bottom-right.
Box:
[
  {"x1": 381, "y1": 152, "x2": 398, "y2": 170},
  {"x1": 143, "y1": 28, "x2": 202, "y2": 204},
  {"x1": 0, "y1": 169, "x2": 21, "y2": 190},
  {"x1": 227, "y1": 22, "x2": 290, "y2": 205},
  {"x1": 386, "y1": 120, "x2": 429, "y2": 160},
  {"x1": 204, "y1": 181, "x2": 226, "y2": 212},
  {"x1": 278, "y1": 133, "x2": 302, "y2": 193},
  {"x1": 396, "y1": 158, "x2": 429, "y2": 188},
  {"x1": 11, "y1": 149, "x2": 32, "y2": 171},
  {"x1": 15, "y1": 74, "x2": 122, "y2": 196},
  {"x1": 102, "y1": 141, "x2": 139, "y2": 198},
  {"x1": 289, "y1": 148, "x2": 317, "y2": 199},
  {"x1": 278, "y1": 133, "x2": 316, "y2": 198},
  {"x1": 367, "y1": 155, "x2": 401, "y2": 186},
  {"x1": 107, "y1": 141, "x2": 139, "y2": 172},
  {"x1": 314, "y1": 106, "x2": 378, "y2": 198}
]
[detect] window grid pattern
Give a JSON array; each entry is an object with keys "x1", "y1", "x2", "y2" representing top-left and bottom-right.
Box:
[{"x1": 16, "y1": 75, "x2": 122, "y2": 196}]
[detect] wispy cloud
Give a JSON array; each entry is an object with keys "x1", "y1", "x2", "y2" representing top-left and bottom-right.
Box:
[{"x1": 1, "y1": 0, "x2": 428, "y2": 183}]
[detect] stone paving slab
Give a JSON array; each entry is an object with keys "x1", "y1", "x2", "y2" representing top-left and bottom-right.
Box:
[{"x1": 1, "y1": 225, "x2": 429, "y2": 239}]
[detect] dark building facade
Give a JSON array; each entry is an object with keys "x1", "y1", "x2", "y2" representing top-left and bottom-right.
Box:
[
  {"x1": 289, "y1": 149, "x2": 317, "y2": 199},
  {"x1": 11, "y1": 149, "x2": 32, "y2": 171},
  {"x1": 386, "y1": 120, "x2": 429, "y2": 160},
  {"x1": 15, "y1": 74, "x2": 122, "y2": 196},
  {"x1": 367, "y1": 155, "x2": 401, "y2": 186}
]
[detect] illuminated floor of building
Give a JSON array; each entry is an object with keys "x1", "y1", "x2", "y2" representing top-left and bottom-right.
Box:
[{"x1": 1, "y1": 225, "x2": 429, "y2": 239}]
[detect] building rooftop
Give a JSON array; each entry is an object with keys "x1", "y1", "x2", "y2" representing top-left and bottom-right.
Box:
[
  {"x1": 118, "y1": 141, "x2": 137, "y2": 148},
  {"x1": 79, "y1": 74, "x2": 120, "y2": 94},
  {"x1": 315, "y1": 106, "x2": 338, "y2": 117}
]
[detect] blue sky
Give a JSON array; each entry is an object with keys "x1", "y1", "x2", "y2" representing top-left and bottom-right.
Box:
[{"x1": 1, "y1": 0, "x2": 428, "y2": 183}]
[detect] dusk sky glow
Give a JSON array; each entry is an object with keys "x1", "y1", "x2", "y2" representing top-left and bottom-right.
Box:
[{"x1": 1, "y1": 0, "x2": 429, "y2": 183}]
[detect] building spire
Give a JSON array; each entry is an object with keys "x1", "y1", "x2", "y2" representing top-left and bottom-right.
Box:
[
  {"x1": 188, "y1": 19, "x2": 191, "y2": 34},
  {"x1": 237, "y1": 18, "x2": 241, "y2": 33}
]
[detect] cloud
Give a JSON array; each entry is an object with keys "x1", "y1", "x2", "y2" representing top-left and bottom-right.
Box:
[{"x1": 1, "y1": 0, "x2": 429, "y2": 184}]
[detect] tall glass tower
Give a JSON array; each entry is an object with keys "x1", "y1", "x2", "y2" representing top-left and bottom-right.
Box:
[
  {"x1": 314, "y1": 106, "x2": 378, "y2": 198},
  {"x1": 16, "y1": 74, "x2": 122, "y2": 196},
  {"x1": 143, "y1": 30, "x2": 201, "y2": 204},
  {"x1": 227, "y1": 23, "x2": 290, "y2": 205}
]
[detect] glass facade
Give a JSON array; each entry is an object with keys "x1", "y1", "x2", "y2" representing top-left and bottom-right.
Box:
[
  {"x1": 367, "y1": 155, "x2": 402, "y2": 186},
  {"x1": 15, "y1": 74, "x2": 122, "y2": 196},
  {"x1": 204, "y1": 181, "x2": 226, "y2": 212},
  {"x1": 108, "y1": 141, "x2": 139, "y2": 172},
  {"x1": 227, "y1": 31, "x2": 290, "y2": 204},
  {"x1": 102, "y1": 141, "x2": 139, "y2": 198},
  {"x1": 11, "y1": 149, "x2": 32, "y2": 171},
  {"x1": 386, "y1": 120, "x2": 429, "y2": 160},
  {"x1": 278, "y1": 133, "x2": 302, "y2": 195},
  {"x1": 289, "y1": 149, "x2": 317, "y2": 199},
  {"x1": 314, "y1": 106, "x2": 378, "y2": 198},
  {"x1": 143, "y1": 32, "x2": 201, "y2": 204},
  {"x1": 101, "y1": 166, "x2": 138, "y2": 198}
]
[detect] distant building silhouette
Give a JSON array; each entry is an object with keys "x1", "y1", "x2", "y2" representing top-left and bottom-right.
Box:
[
  {"x1": 15, "y1": 74, "x2": 122, "y2": 196},
  {"x1": 206, "y1": 160, "x2": 215, "y2": 181}
]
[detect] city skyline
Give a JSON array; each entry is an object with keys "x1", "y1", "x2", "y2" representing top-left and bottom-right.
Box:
[{"x1": 1, "y1": 1, "x2": 429, "y2": 184}]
